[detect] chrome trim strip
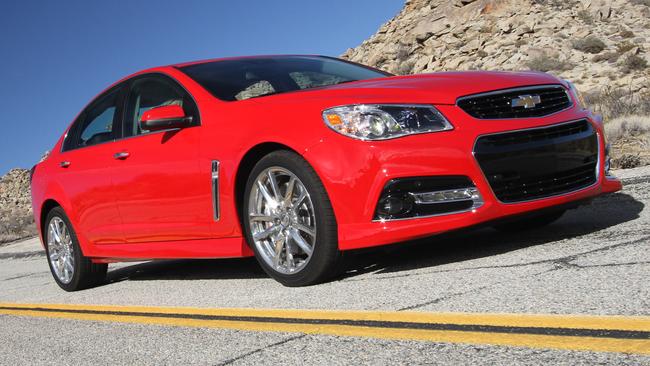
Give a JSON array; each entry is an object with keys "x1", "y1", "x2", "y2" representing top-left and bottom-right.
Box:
[
  {"x1": 211, "y1": 160, "x2": 220, "y2": 221},
  {"x1": 410, "y1": 188, "x2": 482, "y2": 205},
  {"x1": 471, "y1": 119, "x2": 601, "y2": 205},
  {"x1": 456, "y1": 84, "x2": 573, "y2": 120},
  {"x1": 371, "y1": 203, "x2": 483, "y2": 223}
]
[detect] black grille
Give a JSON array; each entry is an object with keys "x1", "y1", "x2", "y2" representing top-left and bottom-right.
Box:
[
  {"x1": 479, "y1": 119, "x2": 590, "y2": 147},
  {"x1": 474, "y1": 120, "x2": 598, "y2": 203},
  {"x1": 458, "y1": 85, "x2": 572, "y2": 119}
]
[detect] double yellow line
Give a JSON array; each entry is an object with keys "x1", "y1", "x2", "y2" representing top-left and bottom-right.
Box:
[{"x1": 1, "y1": 303, "x2": 648, "y2": 355}]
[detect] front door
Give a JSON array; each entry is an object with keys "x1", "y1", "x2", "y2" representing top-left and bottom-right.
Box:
[{"x1": 110, "y1": 75, "x2": 213, "y2": 243}]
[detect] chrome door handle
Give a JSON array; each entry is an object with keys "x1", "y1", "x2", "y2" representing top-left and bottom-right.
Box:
[
  {"x1": 59, "y1": 161, "x2": 71, "y2": 168},
  {"x1": 113, "y1": 152, "x2": 130, "y2": 160}
]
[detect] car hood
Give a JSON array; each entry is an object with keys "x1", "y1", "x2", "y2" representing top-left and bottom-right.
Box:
[{"x1": 268, "y1": 70, "x2": 566, "y2": 106}]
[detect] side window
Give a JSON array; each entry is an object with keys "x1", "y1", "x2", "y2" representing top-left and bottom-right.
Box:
[
  {"x1": 75, "y1": 88, "x2": 121, "y2": 148},
  {"x1": 62, "y1": 114, "x2": 84, "y2": 152},
  {"x1": 124, "y1": 76, "x2": 198, "y2": 137}
]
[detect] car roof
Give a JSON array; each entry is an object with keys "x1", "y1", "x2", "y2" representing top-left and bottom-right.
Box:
[{"x1": 169, "y1": 54, "x2": 329, "y2": 69}]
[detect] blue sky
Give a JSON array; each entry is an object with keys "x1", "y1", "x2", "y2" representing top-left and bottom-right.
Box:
[{"x1": 0, "y1": 0, "x2": 402, "y2": 175}]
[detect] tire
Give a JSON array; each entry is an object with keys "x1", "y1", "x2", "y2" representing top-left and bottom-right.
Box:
[
  {"x1": 44, "y1": 207, "x2": 107, "y2": 291},
  {"x1": 242, "y1": 150, "x2": 340, "y2": 286},
  {"x1": 493, "y1": 210, "x2": 566, "y2": 232}
]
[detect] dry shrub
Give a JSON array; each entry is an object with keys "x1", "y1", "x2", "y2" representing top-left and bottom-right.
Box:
[
  {"x1": 479, "y1": 24, "x2": 494, "y2": 33},
  {"x1": 604, "y1": 115, "x2": 650, "y2": 169},
  {"x1": 620, "y1": 29, "x2": 635, "y2": 38},
  {"x1": 592, "y1": 52, "x2": 619, "y2": 63},
  {"x1": 396, "y1": 59, "x2": 415, "y2": 75},
  {"x1": 0, "y1": 210, "x2": 36, "y2": 245},
  {"x1": 526, "y1": 54, "x2": 574, "y2": 72},
  {"x1": 533, "y1": 0, "x2": 579, "y2": 8},
  {"x1": 605, "y1": 115, "x2": 650, "y2": 142},
  {"x1": 585, "y1": 87, "x2": 650, "y2": 120},
  {"x1": 572, "y1": 36, "x2": 606, "y2": 54},
  {"x1": 621, "y1": 54, "x2": 648, "y2": 73},
  {"x1": 576, "y1": 9, "x2": 593, "y2": 24},
  {"x1": 616, "y1": 41, "x2": 637, "y2": 53},
  {"x1": 396, "y1": 44, "x2": 410, "y2": 62},
  {"x1": 614, "y1": 154, "x2": 643, "y2": 169}
]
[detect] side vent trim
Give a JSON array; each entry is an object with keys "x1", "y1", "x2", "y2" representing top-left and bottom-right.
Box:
[{"x1": 212, "y1": 160, "x2": 220, "y2": 221}]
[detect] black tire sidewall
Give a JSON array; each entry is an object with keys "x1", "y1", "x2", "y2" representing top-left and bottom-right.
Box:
[{"x1": 242, "y1": 151, "x2": 339, "y2": 286}]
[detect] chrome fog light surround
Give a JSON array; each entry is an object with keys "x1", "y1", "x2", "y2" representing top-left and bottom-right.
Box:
[
  {"x1": 373, "y1": 176, "x2": 484, "y2": 221},
  {"x1": 410, "y1": 187, "x2": 483, "y2": 207}
]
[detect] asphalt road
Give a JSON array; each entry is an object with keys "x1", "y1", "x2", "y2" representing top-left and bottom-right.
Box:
[{"x1": 0, "y1": 166, "x2": 649, "y2": 365}]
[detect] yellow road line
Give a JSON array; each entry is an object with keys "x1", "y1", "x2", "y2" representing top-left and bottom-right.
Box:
[{"x1": 0, "y1": 303, "x2": 648, "y2": 355}]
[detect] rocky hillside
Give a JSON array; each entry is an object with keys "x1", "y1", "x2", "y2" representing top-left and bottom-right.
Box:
[
  {"x1": 0, "y1": 169, "x2": 36, "y2": 244},
  {"x1": 343, "y1": 0, "x2": 650, "y2": 94},
  {"x1": 343, "y1": 0, "x2": 650, "y2": 167}
]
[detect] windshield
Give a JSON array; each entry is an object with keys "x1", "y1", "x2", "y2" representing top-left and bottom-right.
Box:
[{"x1": 178, "y1": 56, "x2": 391, "y2": 101}]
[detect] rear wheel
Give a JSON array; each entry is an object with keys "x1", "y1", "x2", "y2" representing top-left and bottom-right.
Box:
[
  {"x1": 493, "y1": 210, "x2": 566, "y2": 232},
  {"x1": 242, "y1": 151, "x2": 339, "y2": 286},
  {"x1": 45, "y1": 207, "x2": 107, "y2": 291}
]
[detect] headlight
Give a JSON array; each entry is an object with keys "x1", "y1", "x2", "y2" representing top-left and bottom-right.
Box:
[
  {"x1": 565, "y1": 80, "x2": 586, "y2": 109},
  {"x1": 322, "y1": 104, "x2": 453, "y2": 140}
]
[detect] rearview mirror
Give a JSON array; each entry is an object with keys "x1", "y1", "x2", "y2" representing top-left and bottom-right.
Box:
[{"x1": 140, "y1": 105, "x2": 192, "y2": 131}]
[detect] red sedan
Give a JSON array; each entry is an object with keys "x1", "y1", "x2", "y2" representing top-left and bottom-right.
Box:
[{"x1": 30, "y1": 55, "x2": 622, "y2": 290}]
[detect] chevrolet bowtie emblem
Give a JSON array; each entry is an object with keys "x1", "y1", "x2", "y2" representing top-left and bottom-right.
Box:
[{"x1": 511, "y1": 95, "x2": 541, "y2": 109}]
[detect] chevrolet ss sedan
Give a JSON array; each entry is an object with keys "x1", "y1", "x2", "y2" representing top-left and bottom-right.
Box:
[{"x1": 30, "y1": 55, "x2": 622, "y2": 290}]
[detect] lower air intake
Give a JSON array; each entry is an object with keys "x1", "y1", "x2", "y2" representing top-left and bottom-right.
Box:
[{"x1": 474, "y1": 120, "x2": 599, "y2": 203}]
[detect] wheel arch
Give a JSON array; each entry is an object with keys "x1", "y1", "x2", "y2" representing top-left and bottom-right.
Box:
[
  {"x1": 39, "y1": 199, "x2": 62, "y2": 244},
  {"x1": 37, "y1": 180, "x2": 79, "y2": 250},
  {"x1": 234, "y1": 142, "x2": 301, "y2": 220}
]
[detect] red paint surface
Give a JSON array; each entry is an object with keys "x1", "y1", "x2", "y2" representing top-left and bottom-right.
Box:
[{"x1": 30, "y1": 56, "x2": 622, "y2": 261}]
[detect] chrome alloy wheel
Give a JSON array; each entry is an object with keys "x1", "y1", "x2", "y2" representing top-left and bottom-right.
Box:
[
  {"x1": 248, "y1": 167, "x2": 317, "y2": 274},
  {"x1": 47, "y1": 217, "x2": 75, "y2": 284}
]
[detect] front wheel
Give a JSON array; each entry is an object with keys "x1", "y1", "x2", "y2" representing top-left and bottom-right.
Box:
[{"x1": 242, "y1": 151, "x2": 340, "y2": 286}]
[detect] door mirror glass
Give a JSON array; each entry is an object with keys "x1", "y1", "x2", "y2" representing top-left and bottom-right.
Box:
[{"x1": 139, "y1": 105, "x2": 191, "y2": 131}]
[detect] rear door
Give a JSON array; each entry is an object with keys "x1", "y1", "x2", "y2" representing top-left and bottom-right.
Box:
[
  {"x1": 56, "y1": 86, "x2": 126, "y2": 244},
  {"x1": 110, "y1": 74, "x2": 213, "y2": 243}
]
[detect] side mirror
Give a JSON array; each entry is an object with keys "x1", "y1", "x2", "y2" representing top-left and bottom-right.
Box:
[{"x1": 140, "y1": 105, "x2": 192, "y2": 131}]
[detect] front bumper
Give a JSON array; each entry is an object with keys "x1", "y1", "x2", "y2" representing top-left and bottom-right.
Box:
[{"x1": 303, "y1": 105, "x2": 622, "y2": 250}]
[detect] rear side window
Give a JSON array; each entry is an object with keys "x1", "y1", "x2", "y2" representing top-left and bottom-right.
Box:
[
  {"x1": 124, "y1": 76, "x2": 199, "y2": 137},
  {"x1": 80, "y1": 104, "x2": 116, "y2": 143},
  {"x1": 63, "y1": 87, "x2": 123, "y2": 151}
]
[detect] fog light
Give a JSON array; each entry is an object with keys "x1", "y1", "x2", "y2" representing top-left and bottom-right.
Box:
[
  {"x1": 373, "y1": 176, "x2": 483, "y2": 220},
  {"x1": 377, "y1": 195, "x2": 413, "y2": 216}
]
